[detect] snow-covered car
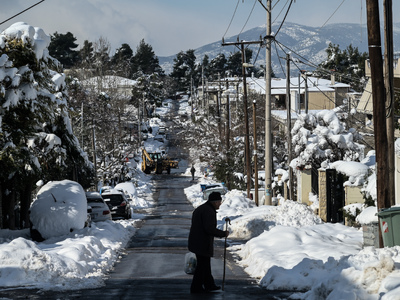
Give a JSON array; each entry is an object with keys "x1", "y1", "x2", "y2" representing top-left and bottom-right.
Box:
[
  {"x1": 114, "y1": 181, "x2": 137, "y2": 200},
  {"x1": 101, "y1": 189, "x2": 131, "y2": 220},
  {"x1": 29, "y1": 180, "x2": 88, "y2": 241},
  {"x1": 158, "y1": 126, "x2": 166, "y2": 135},
  {"x1": 99, "y1": 186, "x2": 113, "y2": 194},
  {"x1": 86, "y1": 192, "x2": 112, "y2": 222},
  {"x1": 154, "y1": 135, "x2": 165, "y2": 143},
  {"x1": 202, "y1": 184, "x2": 228, "y2": 200}
]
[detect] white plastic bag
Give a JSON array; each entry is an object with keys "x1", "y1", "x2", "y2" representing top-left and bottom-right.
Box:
[{"x1": 184, "y1": 252, "x2": 197, "y2": 274}]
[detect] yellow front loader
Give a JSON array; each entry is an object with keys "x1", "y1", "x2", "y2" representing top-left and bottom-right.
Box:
[{"x1": 141, "y1": 149, "x2": 178, "y2": 174}]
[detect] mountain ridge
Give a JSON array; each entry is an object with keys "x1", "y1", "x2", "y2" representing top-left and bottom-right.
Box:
[{"x1": 159, "y1": 22, "x2": 400, "y2": 77}]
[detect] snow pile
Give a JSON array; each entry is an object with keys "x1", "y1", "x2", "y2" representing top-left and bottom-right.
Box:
[
  {"x1": 357, "y1": 206, "x2": 379, "y2": 225},
  {"x1": 0, "y1": 220, "x2": 137, "y2": 290},
  {"x1": 0, "y1": 158, "x2": 152, "y2": 290},
  {"x1": 185, "y1": 178, "x2": 400, "y2": 299},
  {"x1": 30, "y1": 180, "x2": 88, "y2": 240}
]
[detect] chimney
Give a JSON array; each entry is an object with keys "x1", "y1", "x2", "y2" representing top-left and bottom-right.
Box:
[{"x1": 331, "y1": 73, "x2": 335, "y2": 85}]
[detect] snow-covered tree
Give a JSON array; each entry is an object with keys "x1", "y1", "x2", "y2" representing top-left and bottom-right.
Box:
[
  {"x1": 0, "y1": 22, "x2": 93, "y2": 229},
  {"x1": 290, "y1": 108, "x2": 364, "y2": 170}
]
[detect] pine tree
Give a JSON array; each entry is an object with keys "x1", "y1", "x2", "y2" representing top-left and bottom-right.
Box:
[
  {"x1": 209, "y1": 53, "x2": 227, "y2": 79},
  {"x1": 170, "y1": 49, "x2": 197, "y2": 91},
  {"x1": 48, "y1": 31, "x2": 79, "y2": 68},
  {"x1": 131, "y1": 39, "x2": 163, "y2": 78},
  {"x1": 78, "y1": 40, "x2": 94, "y2": 68},
  {"x1": 317, "y1": 43, "x2": 368, "y2": 92},
  {"x1": 111, "y1": 43, "x2": 134, "y2": 78}
]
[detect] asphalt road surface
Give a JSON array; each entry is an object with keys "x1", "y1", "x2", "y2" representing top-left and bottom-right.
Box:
[{"x1": 1, "y1": 174, "x2": 294, "y2": 299}]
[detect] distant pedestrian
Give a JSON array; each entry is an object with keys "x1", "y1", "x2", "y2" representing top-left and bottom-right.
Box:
[
  {"x1": 188, "y1": 192, "x2": 229, "y2": 294},
  {"x1": 190, "y1": 165, "x2": 196, "y2": 181}
]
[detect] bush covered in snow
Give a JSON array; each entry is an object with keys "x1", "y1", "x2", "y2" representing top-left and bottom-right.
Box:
[{"x1": 290, "y1": 109, "x2": 364, "y2": 169}]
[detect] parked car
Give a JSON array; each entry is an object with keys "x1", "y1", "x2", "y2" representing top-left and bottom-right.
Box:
[
  {"x1": 101, "y1": 189, "x2": 131, "y2": 220},
  {"x1": 154, "y1": 135, "x2": 165, "y2": 143},
  {"x1": 29, "y1": 180, "x2": 88, "y2": 241},
  {"x1": 86, "y1": 192, "x2": 112, "y2": 222},
  {"x1": 201, "y1": 183, "x2": 228, "y2": 200},
  {"x1": 158, "y1": 126, "x2": 166, "y2": 135}
]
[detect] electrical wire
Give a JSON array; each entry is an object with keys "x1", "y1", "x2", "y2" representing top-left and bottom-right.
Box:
[
  {"x1": 274, "y1": 0, "x2": 294, "y2": 36},
  {"x1": 252, "y1": 43, "x2": 263, "y2": 66},
  {"x1": 318, "y1": 0, "x2": 347, "y2": 30},
  {"x1": 273, "y1": 39, "x2": 365, "y2": 89},
  {"x1": 238, "y1": 0, "x2": 258, "y2": 37},
  {"x1": 272, "y1": 0, "x2": 288, "y2": 24},
  {"x1": 0, "y1": 0, "x2": 46, "y2": 26},
  {"x1": 223, "y1": 0, "x2": 240, "y2": 39},
  {"x1": 274, "y1": 40, "x2": 286, "y2": 76}
]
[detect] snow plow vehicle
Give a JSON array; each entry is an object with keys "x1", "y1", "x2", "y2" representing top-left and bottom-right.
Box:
[{"x1": 141, "y1": 149, "x2": 179, "y2": 174}]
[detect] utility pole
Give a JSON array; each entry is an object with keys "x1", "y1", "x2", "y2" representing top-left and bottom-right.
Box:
[
  {"x1": 253, "y1": 100, "x2": 259, "y2": 205},
  {"x1": 222, "y1": 39, "x2": 262, "y2": 199},
  {"x1": 285, "y1": 54, "x2": 294, "y2": 201},
  {"x1": 190, "y1": 77, "x2": 194, "y2": 117},
  {"x1": 81, "y1": 102, "x2": 84, "y2": 147},
  {"x1": 241, "y1": 44, "x2": 251, "y2": 199},
  {"x1": 92, "y1": 119, "x2": 97, "y2": 191},
  {"x1": 225, "y1": 79, "x2": 231, "y2": 190},
  {"x1": 201, "y1": 65, "x2": 205, "y2": 110},
  {"x1": 366, "y1": 0, "x2": 390, "y2": 247},
  {"x1": 264, "y1": 0, "x2": 273, "y2": 205},
  {"x1": 304, "y1": 72, "x2": 309, "y2": 114},
  {"x1": 217, "y1": 73, "x2": 222, "y2": 141},
  {"x1": 384, "y1": 0, "x2": 395, "y2": 206}
]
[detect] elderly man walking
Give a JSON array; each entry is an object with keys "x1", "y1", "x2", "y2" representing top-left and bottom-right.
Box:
[{"x1": 188, "y1": 192, "x2": 229, "y2": 294}]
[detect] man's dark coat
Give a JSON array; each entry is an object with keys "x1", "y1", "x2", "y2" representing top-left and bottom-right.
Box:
[{"x1": 188, "y1": 201, "x2": 226, "y2": 257}]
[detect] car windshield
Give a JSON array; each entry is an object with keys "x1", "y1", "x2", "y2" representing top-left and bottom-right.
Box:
[{"x1": 102, "y1": 194, "x2": 124, "y2": 206}]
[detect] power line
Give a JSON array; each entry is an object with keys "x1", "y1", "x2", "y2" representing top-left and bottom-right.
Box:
[
  {"x1": 0, "y1": 0, "x2": 46, "y2": 26},
  {"x1": 274, "y1": 0, "x2": 294, "y2": 36},
  {"x1": 222, "y1": 0, "x2": 240, "y2": 39},
  {"x1": 318, "y1": 0, "x2": 347, "y2": 30},
  {"x1": 238, "y1": 0, "x2": 258, "y2": 37}
]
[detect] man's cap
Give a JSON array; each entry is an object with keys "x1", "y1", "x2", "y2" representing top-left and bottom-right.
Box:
[{"x1": 208, "y1": 192, "x2": 222, "y2": 202}]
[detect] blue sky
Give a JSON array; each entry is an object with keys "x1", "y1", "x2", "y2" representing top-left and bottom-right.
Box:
[{"x1": 0, "y1": 0, "x2": 398, "y2": 57}]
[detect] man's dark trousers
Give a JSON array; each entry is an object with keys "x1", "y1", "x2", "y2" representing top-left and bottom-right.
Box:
[{"x1": 191, "y1": 254, "x2": 216, "y2": 291}]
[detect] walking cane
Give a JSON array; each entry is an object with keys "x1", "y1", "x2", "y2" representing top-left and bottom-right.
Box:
[{"x1": 222, "y1": 217, "x2": 231, "y2": 291}]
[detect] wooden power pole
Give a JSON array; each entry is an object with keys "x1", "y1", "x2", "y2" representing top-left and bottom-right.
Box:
[
  {"x1": 366, "y1": 0, "x2": 390, "y2": 247},
  {"x1": 253, "y1": 100, "x2": 259, "y2": 205},
  {"x1": 285, "y1": 54, "x2": 294, "y2": 201},
  {"x1": 264, "y1": 0, "x2": 273, "y2": 205},
  {"x1": 384, "y1": 0, "x2": 395, "y2": 206}
]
